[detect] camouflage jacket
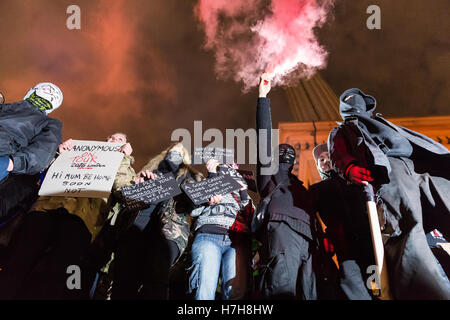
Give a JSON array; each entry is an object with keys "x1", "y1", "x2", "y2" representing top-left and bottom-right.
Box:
[
  {"x1": 33, "y1": 154, "x2": 136, "y2": 241},
  {"x1": 158, "y1": 171, "x2": 202, "y2": 254}
]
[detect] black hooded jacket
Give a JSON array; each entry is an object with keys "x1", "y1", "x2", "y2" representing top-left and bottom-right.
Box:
[
  {"x1": 0, "y1": 100, "x2": 62, "y2": 175},
  {"x1": 329, "y1": 88, "x2": 450, "y2": 184},
  {"x1": 256, "y1": 98, "x2": 313, "y2": 240}
]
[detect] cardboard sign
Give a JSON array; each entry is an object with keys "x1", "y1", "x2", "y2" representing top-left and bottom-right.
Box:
[
  {"x1": 38, "y1": 140, "x2": 124, "y2": 198},
  {"x1": 181, "y1": 174, "x2": 242, "y2": 205},
  {"x1": 121, "y1": 173, "x2": 182, "y2": 210},
  {"x1": 192, "y1": 147, "x2": 234, "y2": 165},
  {"x1": 217, "y1": 167, "x2": 257, "y2": 193}
]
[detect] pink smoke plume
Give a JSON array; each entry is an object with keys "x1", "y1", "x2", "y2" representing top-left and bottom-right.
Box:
[{"x1": 195, "y1": 0, "x2": 335, "y2": 91}]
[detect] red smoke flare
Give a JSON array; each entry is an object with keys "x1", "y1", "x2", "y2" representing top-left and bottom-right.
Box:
[{"x1": 195, "y1": 0, "x2": 335, "y2": 91}]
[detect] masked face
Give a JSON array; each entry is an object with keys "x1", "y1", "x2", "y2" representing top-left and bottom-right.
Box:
[
  {"x1": 166, "y1": 150, "x2": 184, "y2": 166},
  {"x1": 278, "y1": 144, "x2": 296, "y2": 165},
  {"x1": 318, "y1": 151, "x2": 332, "y2": 173},
  {"x1": 24, "y1": 83, "x2": 63, "y2": 114},
  {"x1": 0, "y1": 92, "x2": 4, "y2": 104}
]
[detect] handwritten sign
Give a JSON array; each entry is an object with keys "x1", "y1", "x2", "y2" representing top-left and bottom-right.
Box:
[
  {"x1": 192, "y1": 147, "x2": 234, "y2": 165},
  {"x1": 182, "y1": 174, "x2": 242, "y2": 205},
  {"x1": 38, "y1": 140, "x2": 124, "y2": 198},
  {"x1": 121, "y1": 173, "x2": 182, "y2": 210},
  {"x1": 217, "y1": 167, "x2": 257, "y2": 192}
]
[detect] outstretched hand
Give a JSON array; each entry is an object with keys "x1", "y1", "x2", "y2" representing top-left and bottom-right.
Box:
[{"x1": 259, "y1": 73, "x2": 272, "y2": 98}]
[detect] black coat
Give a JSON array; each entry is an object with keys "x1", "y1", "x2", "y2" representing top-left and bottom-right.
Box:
[
  {"x1": 256, "y1": 97, "x2": 313, "y2": 240},
  {"x1": 0, "y1": 100, "x2": 62, "y2": 175},
  {"x1": 308, "y1": 172, "x2": 373, "y2": 260},
  {"x1": 329, "y1": 88, "x2": 450, "y2": 184}
]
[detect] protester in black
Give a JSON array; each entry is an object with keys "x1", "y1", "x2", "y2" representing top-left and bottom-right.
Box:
[
  {"x1": 328, "y1": 88, "x2": 450, "y2": 299},
  {"x1": 309, "y1": 143, "x2": 375, "y2": 300},
  {"x1": 0, "y1": 83, "x2": 62, "y2": 221},
  {"x1": 254, "y1": 73, "x2": 316, "y2": 300}
]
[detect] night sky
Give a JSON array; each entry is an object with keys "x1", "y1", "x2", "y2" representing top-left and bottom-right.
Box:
[{"x1": 0, "y1": 0, "x2": 448, "y2": 170}]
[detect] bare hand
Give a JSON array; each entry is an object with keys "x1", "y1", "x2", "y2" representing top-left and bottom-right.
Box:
[
  {"x1": 7, "y1": 158, "x2": 13, "y2": 171},
  {"x1": 208, "y1": 195, "x2": 224, "y2": 205},
  {"x1": 135, "y1": 170, "x2": 158, "y2": 184},
  {"x1": 206, "y1": 159, "x2": 219, "y2": 174},
  {"x1": 58, "y1": 139, "x2": 74, "y2": 153},
  {"x1": 259, "y1": 73, "x2": 272, "y2": 98},
  {"x1": 119, "y1": 143, "x2": 133, "y2": 156}
]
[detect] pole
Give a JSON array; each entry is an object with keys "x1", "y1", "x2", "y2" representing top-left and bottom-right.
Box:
[{"x1": 363, "y1": 184, "x2": 392, "y2": 300}]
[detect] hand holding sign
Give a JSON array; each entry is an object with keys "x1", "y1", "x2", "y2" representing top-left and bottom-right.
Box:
[
  {"x1": 182, "y1": 174, "x2": 242, "y2": 206},
  {"x1": 136, "y1": 170, "x2": 158, "y2": 184},
  {"x1": 119, "y1": 143, "x2": 133, "y2": 156},
  {"x1": 58, "y1": 139, "x2": 74, "y2": 153},
  {"x1": 121, "y1": 172, "x2": 182, "y2": 210},
  {"x1": 206, "y1": 159, "x2": 219, "y2": 174},
  {"x1": 39, "y1": 140, "x2": 124, "y2": 198},
  {"x1": 208, "y1": 194, "x2": 224, "y2": 205}
]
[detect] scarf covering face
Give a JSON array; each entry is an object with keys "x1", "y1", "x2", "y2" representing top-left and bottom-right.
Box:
[
  {"x1": 157, "y1": 150, "x2": 184, "y2": 174},
  {"x1": 26, "y1": 91, "x2": 53, "y2": 114},
  {"x1": 165, "y1": 151, "x2": 183, "y2": 166}
]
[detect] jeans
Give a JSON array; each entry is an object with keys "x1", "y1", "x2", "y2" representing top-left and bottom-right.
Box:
[{"x1": 188, "y1": 232, "x2": 251, "y2": 300}]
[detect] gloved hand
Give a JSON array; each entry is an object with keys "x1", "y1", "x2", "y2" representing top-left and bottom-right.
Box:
[
  {"x1": 346, "y1": 164, "x2": 374, "y2": 186},
  {"x1": 322, "y1": 237, "x2": 335, "y2": 256},
  {"x1": 0, "y1": 156, "x2": 10, "y2": 182}
]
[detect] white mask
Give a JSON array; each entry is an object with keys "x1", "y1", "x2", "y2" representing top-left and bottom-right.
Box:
[{"x1": 24, "y1": 82, "x2": 63, "y2": 114}]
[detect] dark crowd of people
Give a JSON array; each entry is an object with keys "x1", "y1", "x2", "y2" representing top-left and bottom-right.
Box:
[{"x1": 0, "y1": 76, "x2": 449, "y2": 300}]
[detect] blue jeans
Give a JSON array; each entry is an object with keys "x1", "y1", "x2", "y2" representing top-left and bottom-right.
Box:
[{"x1": 188, "y1": 233, "x2": 251, "y2": 300}]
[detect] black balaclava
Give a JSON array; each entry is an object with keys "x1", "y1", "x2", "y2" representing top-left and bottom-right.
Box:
[
  {"x1": 339, "y1": 88, "x2": 376, "y2": 120},
  {"x1": 158, "y1": 150, "x2": 184, "y2": 173},
  {"x1": 278, "y1": 144, "x2": 296, "y2": 176},
  {"x1": 278, "y1": 144, "x2": 296, "y2": 164}
]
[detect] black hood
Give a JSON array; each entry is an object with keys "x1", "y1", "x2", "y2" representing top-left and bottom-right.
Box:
[{"x1": 339, "y1": 88, "x2": 376, "y2": 119}]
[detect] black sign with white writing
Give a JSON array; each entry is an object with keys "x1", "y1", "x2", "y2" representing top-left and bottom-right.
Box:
[
  {"x1": 121, "y1": 173, "x2": 182, "y2": 210},
  {"x1": 181, "y1": 174, "x2": 242, "y2": 206}
]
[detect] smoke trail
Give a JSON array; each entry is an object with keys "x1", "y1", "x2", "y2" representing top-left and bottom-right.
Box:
[{"x1": 194, "y1": 0, "x2": 335, "y2": 91}]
